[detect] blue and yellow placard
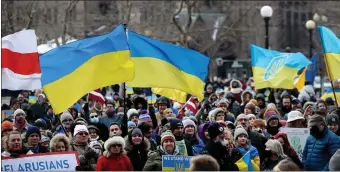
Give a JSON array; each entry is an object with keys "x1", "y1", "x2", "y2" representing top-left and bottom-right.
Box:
[
  {"x1": 29, "y1": 96, "x2": 37, "y2": 104},
  {"x1": 162, "y1": 155, "x2": 192, "y2": 171}
]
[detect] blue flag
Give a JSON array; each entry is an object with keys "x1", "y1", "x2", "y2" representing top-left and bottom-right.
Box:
[{"x1": 305, "y1": 53, "x2": 318, "y2": 84}]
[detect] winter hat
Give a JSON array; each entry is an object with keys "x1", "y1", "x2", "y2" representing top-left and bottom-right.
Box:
[
  {"x1": 138, "y1": 122, "x2": 152, "y2": 134},
  {"x1": 330, "y1": 149, "x2": 340, "y2": 171},
  {"x1": 209, "y1": 108, "x2": 224, "y2": 121},
  {"x1": 128, "y1": 121, "x2": 136, "y2": 128},
  {"x1": 87, "y1": 125, "x2": 100, "y2": 134},
  {"x1": 131, "y1": 128, "x2": 143, "y2": 136},
  {"x1": 234, "y1": 127, "x2": 248, "y2": 140},
  {"x1": 287, "y1": 111, "x2": 304, "y2": 123},
  {"x1": 89, "y1": 140, "x2": 103, "y2": 149},
  {"x1": 247, "y1": 114, "x2": 256, "y2": 120},
  {"x1": 38, "y1": 94, "x2": 46, "y2": 99},
  {"x1": 127, "y1": 108, "x2": 139, "y2": 119},
  {"x1": 60, "y1": 110, "x2": 73, "y2": 122},
  {"x1": 1, "y1": 121, "x2": 13, "y2": 132},
  {"x1": 216, "y1": 120, "x2": 226, "y2": 128},
  {"x1": 182, "y1": 119, "x2": 196, "y2": 131},
  {"x1": 74, "y1": 118, "x2": 88, "y2": 126},
  {"x1": 104, "y1": 136, "x2": 125, "y2": 151},
  {"x1": 25, "y1": 126, "x2": 41, "y2": 140},
  {"x1": 225, "y1": 121, "x2": 235, "y2": 129},
  {"x1": 160, "y1": 130, "x2": 175, "y2": 145},
  {"x1": 168, "y1": 118, "x2": 183, "y2": 131},
  {"x1": 208, "y1": 122, "x2": 224, "y2": 138},
  {"x1": 303, "y1": 101, "x2": 315, "y2": 110},
  {"x1": 266, "y1": 114, "x2": 279, "y2": 123},
  {"x1": 73, "y1": 124, "x2": 88, "y2": 136},
  {"x1": 40, "y1": 135, "x2": 50, "y2": 143},
  {"x1": 249, "y1": 99, "x2": 258, "y2": 106},
  {"x1": 245, "y1": 102, "x2": 256, "y2": 114},
  {"x1": 265, "y1": 139, "x2": 287, "y2": 159},
  {"x1": 13, "y1": 109, "x2": 25, "y2": 119},
  {"x1": 34, "y1": 118, "x2": 47, "y2": 129},
  {"x1": 308, "y1": 114, "x2": 326, "y2": 127},
  {"x1": 138, "y1": 114, "x2": 152, "y2": 124},
  {"x1": 216, "y1": 98, "x2": 229, "y2": 107},
  {"x1": 326, "y1": 114, "x2": 339, "y2": 125}
]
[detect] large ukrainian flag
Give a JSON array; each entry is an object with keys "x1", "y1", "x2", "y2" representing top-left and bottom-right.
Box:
[
  {"x1": 318, "y1": 26, "x2": 340, "y2": 81},
  {"x1": 40, "y1": 25, "x2": 135, "y2": 113},
  {"x1": 251, "y1": 44, "x2": 311, "y2": 89},
  {"x1": 126, "y1": 31, "x2": 210, "y2": 102},
  {"x1": 151, "y1": 88, "x2": 188, "y2": 103}
]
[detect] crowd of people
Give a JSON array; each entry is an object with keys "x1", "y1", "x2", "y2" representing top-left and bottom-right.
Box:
[{"x1": 1, "y1": 77, "x2": 340, "y2": 171}]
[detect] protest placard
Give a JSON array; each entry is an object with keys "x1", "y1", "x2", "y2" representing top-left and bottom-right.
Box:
[
  {"x1": 162, "y1": 155, "x2": 192, "y2": 171},
  {"x1": 280, "y1": 128, "x2": 309, "y2": 160},
  {"x1": 1, "y1": 110, "x2": 14, "y2": 120},
  {"x1": 1, "y1": 151, "x2": 79, "y2": 171},
  {"x1": 29, "y1": 96, "x2": 37, "y2": 104}
]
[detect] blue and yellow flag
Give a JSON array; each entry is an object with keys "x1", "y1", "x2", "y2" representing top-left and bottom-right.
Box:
[
  {"x1": 126, "y1": 31, "x2": 210, "y2": 102},
  {"x1": 251, "y1": 44, "x2": 311, "y2": 89},
  {"x1": 235, "y1": 151, "x2": 260, "y2": 171},
  {"x1": 321, "y1": 88, "x2": 340, "y2": 105},
  {"x1": 294, "y1": 68, "x2": 307, "y2": 92},
  {"x1": 40, "y1": 25, "x2": 135, "y2": 113},
  {"x1": 152, "y1": 88, "x2": 188, "y2": 103},
  {"x1": 147, "y1": 94, "x2": 158, "y2": 104},
  {"x1": 318, "y1": 26, "x2": 340, "y2": 81},
  {"x1": 306, "y1": 53, "x2": 318, "y2": 83},
  {"x1": 126, "y1": 87, "x2": 134, "y2": 95}
]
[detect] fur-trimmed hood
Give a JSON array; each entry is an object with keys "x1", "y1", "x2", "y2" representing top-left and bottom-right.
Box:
[
  {"x1": 50, "y1": 134, "x2": 71, "y2": 152},
  {"x1": 124, "y1": 136, "x2": 151, "y2": 153},
  {"x1": 241, "y1": 90, "x2": 254, "y2": 104},
  {"x1": 230, "y1": 79, "x2": 243, "y2": 94}
]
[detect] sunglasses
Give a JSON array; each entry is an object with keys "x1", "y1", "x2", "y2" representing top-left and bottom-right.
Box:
[
  {"x1": 90, "y1": 115, "x2": 98, "y2": 118},
  {"x1": 77, "y1": 132, "x2": 89, "y2": 136},
  {"x1": 111, "y1": 144, "x2": 122, "y2": 147}
]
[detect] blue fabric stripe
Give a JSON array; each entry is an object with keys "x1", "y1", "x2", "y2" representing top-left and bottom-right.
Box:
[
  {"x1": 325, "y1": 88, "x2": 340, "y2": 93},
  {"x1": 40, "y1": 25, "x2": 129, "y2": 85},
  {"x1": 128, "y1": 31, "x2": 210, "y2": 81},
  {"x1": 318, "y1": 26, "x2": 340, "y2": 53}
]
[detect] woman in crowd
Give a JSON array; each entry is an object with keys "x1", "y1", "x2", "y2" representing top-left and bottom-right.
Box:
[
  {"x1": 261, "y1": 139, "x2": 287, "y2": 171},
  {"x1": 96, "y1": 136, "x2": 133, "y2": 171},
  {"x1": 124, "y1": 128, "x2": 150, "y2": 171},
  {"x1": 143, "y1": 130, "x2": 182, "y2": 171},
  {"x1": 182, "y1": 118, "x2": 205, "y2": 155},
  {"x1": 326, "y1": 113, "x2": 340, "y2": 136},
  {"x1": 274, "y1": 132, "x2": 303, "y2": 168},
  {"x1": 50, "y1": 134, "x2": 71, "y2": 152}
]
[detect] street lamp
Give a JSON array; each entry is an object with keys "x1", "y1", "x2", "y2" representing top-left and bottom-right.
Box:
[
  {"x1": 306, "y1": 20, "x2": 316, "y2": 58},
  {"x1": 260, "y1": 6, "x2": 273, "y2": 49}
]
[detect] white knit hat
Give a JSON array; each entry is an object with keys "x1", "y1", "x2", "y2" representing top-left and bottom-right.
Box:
[
  {"x1": 104, "y1": 136, "x2": 125, "y2": 151},
  {"x1": 60, "y1": 111, "x2": 73, "y2": 122},
  {"x1": 182, "y1": 119, "x2": 196, "y2": 131},
  {"x1": 127, "y1": 108, "x2": 138, "y2": 119},
  {"x1": 73, "y1": 125, "x2": 88, "y2": 136},
  {"x1": 13, "y1": 109, "x2": 25, "y2": 119}
]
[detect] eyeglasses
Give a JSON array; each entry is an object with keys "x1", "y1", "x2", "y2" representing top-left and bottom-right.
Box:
[
  {"x1": 111, "y1": 144, "x2": 122, "y2": 147},
  {"x1": 77, "y1": 132, "x2": 89, "y2": 136},
  {"x1": 62, "y1": 119, "x2": 73, "y2": 123},
  {"x1": 107, "y1": 106, "x2": 114, "y2": 108},
  {"x1": 110, "y1": 128, "x2": 120, "y2": 132},
  {"x1": 90, "y1": 115, "x2": 98, "y2": 118}
]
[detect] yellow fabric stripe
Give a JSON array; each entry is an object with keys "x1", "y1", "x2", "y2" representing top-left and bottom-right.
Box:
[
  {"x1": 43, "y1": 50, "x2": 134, "y2": 113},
  {"x1": 252, "y1": 156, "x2": 260, "y2": 171},
  {"x1": 294, "y1": 68, "x2": 306, "y2": 92},
  {"x1": 152, "y1": 88, "x2": 188, "y2": 103},
  {"x1": 235, "y1": 159, "x2": 248, "y2": 171},
  {"x1": 252, "y1": 66, "x2": 299, "y2": 89},
  {"x1": 127, "y1": 57, "x2": 205, "y2": 101},
  {"x1": 325, "y1": 53, "x2": 340, "y2": 80}
]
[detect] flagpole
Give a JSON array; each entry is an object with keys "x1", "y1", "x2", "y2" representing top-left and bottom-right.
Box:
[
  {"x1": 323, "y1": 53, "x2": 339, "y2": 107},
  {"x1": 123, "y1": 23, "x2": 128, "y2": 115},
  {"x1": 178, "y1": 96, "x2": 193, "y2": 112}
]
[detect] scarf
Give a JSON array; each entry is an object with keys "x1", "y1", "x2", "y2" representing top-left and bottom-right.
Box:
[{"x1": 158, "y1": 145, "x2": 180, "y2": 155}]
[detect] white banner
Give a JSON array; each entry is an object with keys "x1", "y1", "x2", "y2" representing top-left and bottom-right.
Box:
[
  {"x1": 280, "y1": 128, "x2": 310, "y2": 160},
  {"x1": 1, "y1": 151, "x2": 79, "y2": 171}
]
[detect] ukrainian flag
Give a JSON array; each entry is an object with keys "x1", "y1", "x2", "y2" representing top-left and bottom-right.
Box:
[
  {"x1": 318, "y1": 26, "x2": 340, "y2": 81},
  {"x1": 40, "y1": 25, "x2": 135, "y2": 113},
  {"x1": 321, "y1": 88, "x2": 340, "y2": 105},
  {"x1": 126, "y1": 31, "x2": 210, "y2": 102},
  {"x1": 235, "y1": 151, "x2": 260, "y2": 171},
  {"x1": 126, "y1": 87, "x2": 134, "y2": 95},
  {"x1": 152, "y1": 88, "x2": 187, "y2": 103},
  {"x1": 147, "y1": 94, "x2": 158, "y2": 104},
  {"x1": 251, "y1": 44, "x2": 311, "y2": 89},
  {"x1": 294, "y1": 68, "x2": 307, "y2": 92}
]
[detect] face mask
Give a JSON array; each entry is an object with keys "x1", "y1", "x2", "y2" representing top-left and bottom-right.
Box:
[
  {"x1": 90, "y1": 117, "x2": 99, "y2": 124},
  {"x1": 310, "y1": 126, "x2": 321, "y2": 137}
]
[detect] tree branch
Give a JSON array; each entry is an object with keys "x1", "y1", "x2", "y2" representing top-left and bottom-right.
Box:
[
  {"x1": 172, "y1": 0, "x2": 186, "y2": 36},
  {"x1": 62, "y1": 0, "x2": 79, "y2": 44},
  {"x1": 125, "y1": 0, "x2": 133, "y2": 24},
  {"x1": 25, "y1": 2, "x2": 36, "y2": 29}
]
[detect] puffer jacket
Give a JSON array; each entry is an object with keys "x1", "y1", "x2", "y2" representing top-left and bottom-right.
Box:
[{"x1": 302, "y1": 128, "x2": 340, "y2": 171}]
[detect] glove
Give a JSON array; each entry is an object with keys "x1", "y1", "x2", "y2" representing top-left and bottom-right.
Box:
[{"x1": 84, "y1": 148, "x2": 97, "y2": 159}]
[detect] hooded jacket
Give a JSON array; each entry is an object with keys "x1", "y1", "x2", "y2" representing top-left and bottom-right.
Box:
[
  {"x1": 230, "y1": 79, "x2": 243, "y2": 104},
  {"x1": 124, "y1": 136, "x2": 150, "y2": 171},
  {"x1": 50, "y1": 134, "x2": 71, "y2": 152},
  {"x1": 197, "y1": 122, "x2": 211, "y2": 144}
]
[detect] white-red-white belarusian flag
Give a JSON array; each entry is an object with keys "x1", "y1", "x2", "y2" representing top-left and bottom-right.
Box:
[
  {"x1": 184, "y1": 97, "x2": 198, "y2": 114},
  {"x1": 88, "y1": 89, "x2": 105, "y2": 104},
  {"x1": 2, "y1": 30, "x2": 41, "y2": 90}
]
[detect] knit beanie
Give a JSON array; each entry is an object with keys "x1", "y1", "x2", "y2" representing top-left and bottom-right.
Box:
[
  {"x1": 245, "y1": 102, "x2": 256, "y2": 114},
  {"x1": 90, "y1": 140, "x2": 103, "y2": 149},
  {"x1": 168, "y1": 118, "x2": 183, "y2": 131},
  {"x1": 266, "y1": 114, "x2": 279, "y2": 123},
  {"x1": 234, "y1": 127, "x2": 248, "y2": 140},
  {"x1": 60, "y1": 110, "x2": 73, "y2": 122},
  {"x1": 131, "y1": 128, "x2": 143, "y2": 136},
  {"x1": 34, "y1": 118, "x2": 47, "y2": 129},
  {"x1": 160, "y1": 130, "x2": 175, "y2": 145},
  {"x1": 330, "y1": 149, "x2": 340, "y2": 171},
  {"x1": 303, "y1": 102, "x2": 315, "y2": 110},
  {"x1": 13, "y1": 109, "x2": 25, "y2": 119},
  {"x1": 308, "y1": 114, "x2": 326, "y2": 127},
  {"x1": 73, "y1": 125, "x2": 88, "y2": 136},
  {"x1": 138, "y1": 114, "x2": 152, "y2": 124},
  {"x1": 1, "y1": 121, "x2": 13, "y2": 132},
  {"x1": 128, "y1": 121, "x2": 136, "y2": 128},
  {"x1": 182, "y1": 119, "x2": 196, "y2": 131},
  {"x1": 40, "y1": 135, "x2": 50, "y2": 143},
  {"x1": 127, "y1": 108, "x2": 139, "y2": 119},
  {"x1": 247, "y1": 114, "x2": 256, "y2": 120},
  {"x1": 249, "y1": 99, "x2": 258, "y2": 106},
  {"x1": 25, "y1": 126, "x2": 41, "y2": 140},
  {"x1": 326, "y1": 114, "x2": 339, "y2": 125},
  {"x1": 208, "y1": 122, "x2": 224, "y2": 139}
]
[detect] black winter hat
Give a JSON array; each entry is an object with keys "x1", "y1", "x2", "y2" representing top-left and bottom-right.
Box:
[
  {"x1": 34, "y1": 118, "x2": 47, "y2": 129},
  {"x1": 168, "y1": 118, "x2": 183, "y2": 131},
  {"x1": 208, "y1": 122, "x2": 224, "y2": 139}
]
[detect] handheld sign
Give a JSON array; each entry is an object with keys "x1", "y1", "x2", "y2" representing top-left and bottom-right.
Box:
[
  {"x1": 2, "y1": 110, "x2": 14, "y2": 120},
  {"x1": 162, "y1": 155, "x2": 192, "y2": 171},
  {"x1": 1, "y1": 151, "x2": 79, "y2": 171},
  {"x1": 29, "y1": 96, "x2": 37, "y2": 104}
]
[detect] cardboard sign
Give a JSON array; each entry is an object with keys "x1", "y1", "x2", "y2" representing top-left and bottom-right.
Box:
[
  {"x1": 1, "y1": 152, "x2": 79, "y2": 171},
  {"x1": 162, "y1": 155, "x2": 192, "y2": 171}
]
